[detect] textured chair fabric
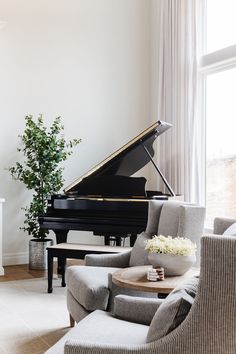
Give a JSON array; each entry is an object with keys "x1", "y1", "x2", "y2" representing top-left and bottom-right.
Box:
[
  {"x1": 85, "y1": 250, "x2": 131, "y2": 268},
  {"x1": 223, "y1": 223, "x2": 236, "y2": 236},
  {"x1": 157, "y1": 201, "x2": 183, "y2": 236},
  {"x1": 146, "y1": 276, "x2": 198, "y2": 342},
  {"x1": 46, "y1": 235, "x2": 236, "y2": 354},
  {"x1": 213, "y1": 217, "x2": 236, "y2": 235},
  {"x1": 113, "y1": 295, "x2": 163, "y2": 325},
  {"x1": 67, "y1": 290, "x2": 90, "y2": 324},
  {"x1": 129, "y1": 232, "x2": 150, "y2": 267},
  {"x1": 158, "y1": 202, "x2": 205, "y2": 265},
  {"x1": 65, "y1": 266, "x2": 119, "y2": 311},
  {"x1": 130, "y1": 202, "x2": 204, "y2": 267},
  {"x1": 107, "y1": 272, "x2": 156, "y2": 312},
  {"x1": 66, "y1": 200, "x2": 205, "y2": 324},
  {"x1": 144, "y1": 200, "x2": 164, "y2": 235},
  {"x1": 45, "y1": 310, "x2": 149, "y2": 354}
]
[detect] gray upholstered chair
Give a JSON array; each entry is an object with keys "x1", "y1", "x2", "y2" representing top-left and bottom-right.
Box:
[
  {"x1": 45, "y1": 234, "x2": 236, "y2": 354},
  {"x1": 213, "y1": 216, "x2": 236, "y2": 235},
  {"x1": 66, "y1": 200, "x2": 205, "y2": 326}
]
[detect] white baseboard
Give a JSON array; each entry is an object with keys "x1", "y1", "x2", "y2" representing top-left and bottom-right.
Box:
[
  {"x1": 0, "y1": 266, "x2": 4, "y2": 275},
  {"x1": 3, "y1": 252, "x2": 29, "y2": 266}
]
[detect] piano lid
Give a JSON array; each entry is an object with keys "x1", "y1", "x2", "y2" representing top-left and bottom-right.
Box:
[{"x1": 64, "y1": 120, "x2": 172, "y2": 194}]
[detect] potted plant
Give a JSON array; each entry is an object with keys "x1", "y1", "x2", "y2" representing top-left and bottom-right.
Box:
[
  {"x1": 9, "y1": 114, "x2": 81, "y2": 269},
  {"x1": 145, "y1": 235, "x2": 196, "y2": 276}
]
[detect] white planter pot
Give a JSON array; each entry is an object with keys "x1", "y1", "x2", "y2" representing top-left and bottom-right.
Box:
[
  {"x1": 29, "y1": 239, "x2": 53, "y2": 270},
  {"x1": 147, "y1": 253, "x2": 196, "y2": 276}
]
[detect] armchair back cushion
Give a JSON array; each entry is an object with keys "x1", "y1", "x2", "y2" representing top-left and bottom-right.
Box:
[
  {"x1": 158, "y1": 202, "x2": 205, "y2": 239},
  {"x1": 223, "y1": 222, "x2": 236, "y2": 236},
  {"x1": 157, "y1": 201, "x2": 182, "y2": 236},
  {"x1": 146, "y1": 276, "x2": 198, "y2": 343},
  {"x1": 158, "y1": 202, "x2": 205, "y2": 265},
  {"x1": 129, "y1": 232, "x2": 150, "y2": 267},
  {"x1": 129, "y1": 201, "x2": 164, "y2": 267},
  {"x1": 213, "y1": 217, "x2": 236, "y2": 234},
  {"x1": 129, "y1": 200, "x2": 205, "y2": 267},
  {"x1": 145, "y1": 200, "x2": 164, "y2": 235}
]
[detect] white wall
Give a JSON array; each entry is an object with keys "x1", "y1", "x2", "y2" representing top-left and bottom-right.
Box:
[
  {"x1": 0, "y1": 0, "x2": 152, "y2": 264},
  {"x1": 149, "y1": 0, "x2": 166, "y2": 189}
]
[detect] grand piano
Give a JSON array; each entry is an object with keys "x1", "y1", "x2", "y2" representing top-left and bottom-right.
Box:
[{"x1": 39, "y1": 120, "x2": 175, "y2": 247}]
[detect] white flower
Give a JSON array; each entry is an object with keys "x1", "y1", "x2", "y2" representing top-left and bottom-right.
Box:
[{"x1": 145, "y1": 235, "x2": 196, "y2": 256}]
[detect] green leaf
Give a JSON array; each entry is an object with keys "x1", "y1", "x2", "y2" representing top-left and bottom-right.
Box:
[{"x1": 9, "y1": 114, "x2": 81, "y2": 239}]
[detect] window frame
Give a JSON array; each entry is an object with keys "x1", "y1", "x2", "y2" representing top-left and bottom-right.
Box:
[
  {"x1": 199, "y1": 30, "x2": 236, "y2": 229},
  {"x1": 200, "y1": 44, "x2": 236, "y2": 75}
]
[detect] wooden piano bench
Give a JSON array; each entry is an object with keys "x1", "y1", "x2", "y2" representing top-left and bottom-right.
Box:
[{"x1": 46, "y1": 243, "x2": 131, "y2": 293}]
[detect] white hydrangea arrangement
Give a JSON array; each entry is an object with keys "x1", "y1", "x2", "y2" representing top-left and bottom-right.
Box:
[{"x1": 145, "y1": 235, "x2": 196, "y2": 256}]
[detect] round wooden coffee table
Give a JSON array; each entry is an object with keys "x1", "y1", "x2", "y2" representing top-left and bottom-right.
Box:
[{"x1": 112, "y1": 265, "x2": 199, "y2": 294}]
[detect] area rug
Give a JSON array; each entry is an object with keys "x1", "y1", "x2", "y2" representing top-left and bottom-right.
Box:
[{"x1": 0, "y1": 277, "x2": 69, "y2": 354}]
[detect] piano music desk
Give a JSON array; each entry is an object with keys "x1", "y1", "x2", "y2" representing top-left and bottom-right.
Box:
[{"x1": 47, "y1": 243, "x2": 131, "y2": 293}]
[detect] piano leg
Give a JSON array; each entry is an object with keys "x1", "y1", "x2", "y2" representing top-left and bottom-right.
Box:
[
  {"x1": 55, "y1": 230, "x2": 69, "y2": 244},
  {"x1": 104, "y1": 235, "x2": 121, "y2": 246},
  {"x1": 53, "y1": 230, "x2": 69, "y2": 276},
  {"x1": 47, "y1": 249, "x2": 53, "y2": 293},
  {"x1": 104, "y1": 234, "x2": 136, "y2": 246},
  {"x1": 104, "y1": 235, "x2": 111, "y2": 245},
  {"x1": 61, "y1": 256, "x2": 66, "y2": 287},
  {"x1": 130, "y1": 234, "x2": 137, "y2": 247},
  {"x1": 115, "y1": 237, "x2": 121, "y2": 246}
]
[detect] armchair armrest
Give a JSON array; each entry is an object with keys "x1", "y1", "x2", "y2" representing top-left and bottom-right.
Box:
[
  {"x1": 113, "y1": 294, "x2": 163, "y2": 325},
  {"x1": 64, "y1": 341, "x2": 148, "y2": 354},
  {"x1": 85, "y1": 250, "x2": 131, "y2": 267}
]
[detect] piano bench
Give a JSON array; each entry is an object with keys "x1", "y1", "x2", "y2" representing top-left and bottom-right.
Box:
[{"x1": 46, "y1": 243, "x2": 132, "y2": 293}]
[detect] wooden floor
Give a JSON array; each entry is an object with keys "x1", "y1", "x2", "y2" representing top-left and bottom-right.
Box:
[
  {"x1": 0, "y1": 264, "x2": 47, "y2": 282},
  {"x1": 0, "y1": 260, "x2": 83, "y2": 282}
]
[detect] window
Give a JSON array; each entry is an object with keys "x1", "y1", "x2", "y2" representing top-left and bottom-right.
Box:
[
  {"x1": 207, "y1": 0, "x2": 236, "y2": 54},
  {"x1": 202, "y1": 0, "x2": 236, "y2": 226}
]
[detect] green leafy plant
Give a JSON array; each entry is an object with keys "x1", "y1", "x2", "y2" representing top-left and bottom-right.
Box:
[{"x1": 9, "y1": 114, "x2": 81, "y2": 239}]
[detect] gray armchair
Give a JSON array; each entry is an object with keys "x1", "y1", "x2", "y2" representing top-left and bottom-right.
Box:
[
  {"x1": 66, "y1": 200, "x2": 205, "y2": 325},
  {"x1": 213, "y1": 216, "x2": 236, "y2": 234},
  {"x1": 45, "y1": 234, "x2": 236, "y2": 354}
]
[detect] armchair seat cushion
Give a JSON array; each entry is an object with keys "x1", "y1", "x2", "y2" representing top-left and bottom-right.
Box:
[
  {"x1": 45, "y1": 310, "x2": 149, "y2": 354},
  {"x1": 65, "y1": 266, "x2": 119, "y2": 311}
]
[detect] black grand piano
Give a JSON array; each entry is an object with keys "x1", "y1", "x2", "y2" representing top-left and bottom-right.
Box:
[{"x1": 39, "y1": 120, "x2": 175, "y2": 247}]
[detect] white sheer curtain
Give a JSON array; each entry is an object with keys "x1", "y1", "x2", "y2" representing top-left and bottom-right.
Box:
[{"x1": 155, "y1": 0, "x2": 205, "y2": 204}]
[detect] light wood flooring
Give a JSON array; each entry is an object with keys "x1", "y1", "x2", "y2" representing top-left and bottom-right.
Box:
[
  {"x1": 0, "y1": 264, "x2": 47, "y2": 282},
  {"x1": 0, "y1": 260, "x2": 83, "y2": 282}
]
